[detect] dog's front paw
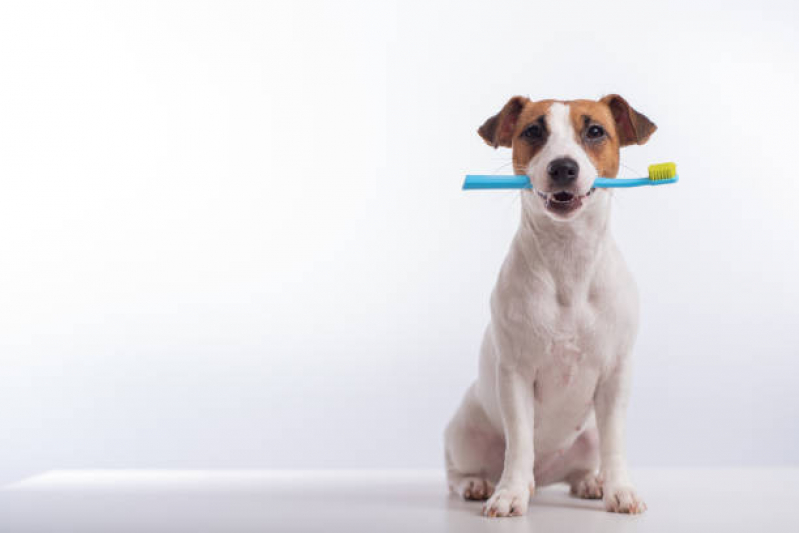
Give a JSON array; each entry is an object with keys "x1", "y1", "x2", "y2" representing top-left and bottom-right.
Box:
[
  {"x1": 482, "y1": 484, "x2": 531, "y2": 518},
  {"x1": 570, "y1": 473, "x2": 603, "y2": 499},
  {"x1": 455, "y1": 476, "x2": 495, "y2": 501},
  {"x1": 603, "y1": 485, "x2": 647, "y2": 514}
]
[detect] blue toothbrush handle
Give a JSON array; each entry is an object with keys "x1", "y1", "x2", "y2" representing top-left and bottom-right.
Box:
[{"x1": 463, "y1": 175, "x2": 531, "y2": 189}]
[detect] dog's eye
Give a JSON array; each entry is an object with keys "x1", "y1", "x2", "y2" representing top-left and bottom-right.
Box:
[
  {"x1": 586, "y1": 124, "x2": 605, "y2": 139},
  {"x1": 521, "y1": 124, "x2": 543, "y2": 140}
]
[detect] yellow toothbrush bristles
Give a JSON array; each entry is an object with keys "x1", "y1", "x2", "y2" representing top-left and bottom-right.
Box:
[{"x1": 648, "y1": 162, "x2": 677, "y2": 181}]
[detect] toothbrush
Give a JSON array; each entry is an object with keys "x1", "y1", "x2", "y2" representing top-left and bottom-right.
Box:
[{"x1": 463, "y1": 162, "x2": 678, "y2": 190}]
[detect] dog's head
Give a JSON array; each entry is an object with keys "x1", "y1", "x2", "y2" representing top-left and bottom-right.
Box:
[{"x1": 478, "y1": 95, "x2": 656, "y2": 220}]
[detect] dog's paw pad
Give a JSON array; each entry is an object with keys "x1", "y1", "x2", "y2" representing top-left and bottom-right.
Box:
[
  {"x1": 570, "y1": 474, "x2": 603, "y2": 499},
  {"x1": 482, "y1": 485, "x2": 530, "y2": 517},
  {"x1": 457, "y1": 477, "x2": 495, "y2": 501},
  {"x1": 604, "y1": 486, "x2": 647, "y2": 514}
]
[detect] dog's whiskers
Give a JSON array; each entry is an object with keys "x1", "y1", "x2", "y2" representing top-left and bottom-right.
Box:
[
  {"x1": 491, "y1": 160, "x2": 514, "y2": 174},
  {"x1": 619, "y1": 163, "x2": 641, "y2": 178},
  {"x1": 503, "y1": 190, "x2": 520, "y2": 211}
]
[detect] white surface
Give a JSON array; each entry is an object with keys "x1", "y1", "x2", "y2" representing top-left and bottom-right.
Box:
[
  {"x1": 1, "y1": 469, "x2": 796, "y2": 532},
  {"x1": 1, "y1": 0, "x2": 798, "y2": 474}
]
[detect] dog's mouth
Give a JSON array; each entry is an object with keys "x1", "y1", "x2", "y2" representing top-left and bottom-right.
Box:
[{"x1": 535, "y1": 188, "x2": 595, "y2": 217}]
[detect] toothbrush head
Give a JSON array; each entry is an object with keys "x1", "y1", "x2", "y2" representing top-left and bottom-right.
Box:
[{"x1": 648, "y1": 162, "x2": 677, "y2": 181}]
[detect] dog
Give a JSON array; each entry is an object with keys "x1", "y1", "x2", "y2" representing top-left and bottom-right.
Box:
[{"x1": 444, "y1": 94, "x2": 656, "y2": 518}]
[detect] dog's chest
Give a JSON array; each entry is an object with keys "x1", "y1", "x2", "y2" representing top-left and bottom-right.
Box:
[
  {"x1": 530, "y1": 299, "x2": 610, "y2": 404},
  {"x1": 538, "y1": 333, "x2": 598, "y2": 398}
]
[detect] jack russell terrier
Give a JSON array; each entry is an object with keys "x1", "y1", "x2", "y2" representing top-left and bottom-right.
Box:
[{"x1": 444, "y1": 94, "x2": 656, "y2": 517}]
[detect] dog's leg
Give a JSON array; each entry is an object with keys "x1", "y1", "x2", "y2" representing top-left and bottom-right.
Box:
[
  {"x1": 444, "y1": 384, "x2": 503, "y2": 501},
  {"x1": 482, "y1": 364, "x2": 535, "y2": 518},
  {"x1": 594, "y1": 359, "x2": 646, "y2": 514}
]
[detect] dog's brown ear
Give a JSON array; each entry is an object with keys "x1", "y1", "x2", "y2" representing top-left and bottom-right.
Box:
[
  {"x1": 600, "y1": 94, "x2": 657, "y2": 146},
  {"x1": 477, "y1": 96, "x2": 529, "y2": 148}
]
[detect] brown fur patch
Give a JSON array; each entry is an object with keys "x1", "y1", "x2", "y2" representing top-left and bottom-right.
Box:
[
  {"x1": 600, "y1": 94, "x2": 657, "y2": 147},
  {"x1": 477, "y1": 96, "x2": 529, "y2": 148},
  {"x1": 568, "y1": 100, "x2": 620, "y2": 178},
  {"x1": 510, "y1": 100, "x2": 555, "y2": 174}
]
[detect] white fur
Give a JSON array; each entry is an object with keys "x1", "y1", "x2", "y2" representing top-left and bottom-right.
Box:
[{"x1": 444, "y1": 103, "x2": 646, "y2": 517}]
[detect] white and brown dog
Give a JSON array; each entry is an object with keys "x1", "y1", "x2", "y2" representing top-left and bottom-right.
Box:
[{"x1": 444, "y1": 95, "x2": 656, "y2": 517}]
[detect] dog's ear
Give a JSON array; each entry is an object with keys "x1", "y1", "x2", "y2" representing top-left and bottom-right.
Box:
[
  {"x1": 600, "y1": 94, "x2": 657, "y2": 146},
  {"x1": 477, "y1": 96, "x2": 529, "y2": 148}
]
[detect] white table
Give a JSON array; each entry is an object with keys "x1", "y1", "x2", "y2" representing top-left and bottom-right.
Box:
[{"x1": 1, "y1": 469, "x2": 795, "y2": 532}]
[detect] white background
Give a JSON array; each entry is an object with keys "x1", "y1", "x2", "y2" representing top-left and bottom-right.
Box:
[{"x1": 1, "y1": 0, "x2": 797, "y2": 480}]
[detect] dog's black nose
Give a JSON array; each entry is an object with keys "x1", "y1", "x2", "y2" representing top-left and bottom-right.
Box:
[{"x1": 547, "y1": 157, "x2": 579, "y2": 185}]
